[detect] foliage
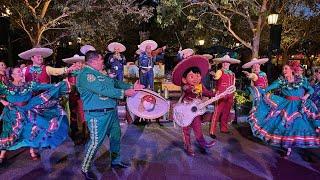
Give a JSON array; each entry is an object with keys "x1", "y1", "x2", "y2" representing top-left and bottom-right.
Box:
[
  {"x1": 0, "y1": 0, "x2": 153, "y2": 49},
  {"x1": 234, "y1": 90, "x2": 250, "y2": 106}
]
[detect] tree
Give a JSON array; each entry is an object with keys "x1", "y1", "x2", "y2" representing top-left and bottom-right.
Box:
[
  {"x1": 157, "y1": 0, "x2": 279, "y2": 58},
  {"x1": 280, "y1": 0, "x2": 320, "y2": 63},
  {"x1": 0, "y1": 0, "x2": 153, "y2": 49}
]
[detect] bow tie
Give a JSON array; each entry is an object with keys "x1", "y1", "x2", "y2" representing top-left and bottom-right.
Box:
[{"x1": 30, "y1": 66, "x2": 42, "y2": 74}]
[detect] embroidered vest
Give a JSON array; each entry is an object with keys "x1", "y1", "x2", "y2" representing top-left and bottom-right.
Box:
[
  {"x1": 25, "y1": 65, "x2": 51, "y2": 83},
  {"x1": 216, "y1": 70, "x2": 235, "y2": 93},
  {"x1": 253, "y1": 72, "x2": 268, "y2": 89}
]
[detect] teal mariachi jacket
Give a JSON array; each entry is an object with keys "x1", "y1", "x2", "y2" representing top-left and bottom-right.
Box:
[{"x1": 76, "y1": 66, "x2": 132, "y2": 110}]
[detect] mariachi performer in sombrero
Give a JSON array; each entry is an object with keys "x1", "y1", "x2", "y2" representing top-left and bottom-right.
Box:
[
  {"x1": 138, "y1": 40, "x2": 166, "y2": 90},
  {"x1": 210, "y1": 55, "x2": 240, "y2": 139},
  {"x1": 172, "y1": 55, "x2": 216, "y2": 156},
  {"x1": 18, "y1": 47, "x2": 80, "y2": 83},
  {"x1": 242, "y1": 58, "x2": 269, "y2": 108},
  {"x1": 242, "y1": 58, "x2": 269, "y2": 89},
  {"x1": 107, "y1": 42, "x2": 126, "y2": 81},
  {"x1": 247, "y1": 60, "x2": 320, "y2": 157},
  {"x1": 62, "y1": 54, "x2": 87, "y2": 144},
  {"x1": 18, "y1": 47, "x2": 79, "y2": 159},
  {"x1": 177, "y1": 48, "x2": 194, "y2": 61}
]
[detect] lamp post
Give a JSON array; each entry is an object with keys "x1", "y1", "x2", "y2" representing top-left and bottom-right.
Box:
[{"x1": 267, "y1": 12, "x2": 280, "y2": 82}]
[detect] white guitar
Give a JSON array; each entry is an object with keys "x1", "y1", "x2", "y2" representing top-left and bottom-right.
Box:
[{"x1": 173, "y1": 86, "x2": 236, "y2": 127}]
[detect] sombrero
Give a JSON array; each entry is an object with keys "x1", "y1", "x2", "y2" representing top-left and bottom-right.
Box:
[
  {"x1": 181, "y1": 48, "x2": 194, "y2": 58},
  {"x1": 172, "y1": 55, "x2": 209, "y2": 86},
  {"x1": 242, "y1": 58, "x2": 268, "y2": 69},
  {"x1": 127, "y1": 89, "x2": 170, "y2": 119},
  {"x1": 202, "y1": 54, "x2": 213, "y2": 60},
  {"x1": 18, "y1": 47, "x2": 53, "y2": 60},
  {"x1": 62, "y1": 54, "x2": 85, "y2": 64},
  {"x1": 212, "y1": 55, "x2": 240, "y2": 64},
  {"x1": 107, "y1": 42, "x2": 126, "y2": 52},
  {"x1": 139, "y1": 40, "x2": 158, "y2": 51},
  {"x1": 80, "y1": 45, "x2": 96, "y2": 55}
]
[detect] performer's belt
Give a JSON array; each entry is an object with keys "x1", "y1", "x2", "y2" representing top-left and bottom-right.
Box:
[
  {"x1": 13, "y1": 101, "x2": 28, "y2": 106},
  {"x1": 84, "y1": 108, "x2": 115, "y2": 113},
  {"x1": 286, "y1": 96, "x2": 301, "y2": 101}
]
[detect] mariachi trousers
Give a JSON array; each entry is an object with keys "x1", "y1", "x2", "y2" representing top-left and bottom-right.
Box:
[
  {"x1": 210, "y1": 94, "x2": 234, "y2": 134},
  {"x1": 81, "y1": 109, "x2": 121, "y2": 172},
  {"x1": 182, "y1": 116, "x2": 206, "y2": 148}
]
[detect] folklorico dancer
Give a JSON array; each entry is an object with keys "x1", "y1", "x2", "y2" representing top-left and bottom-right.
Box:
[
  {"x1": 76, "y1": 51, "x2": 144, "y2": 179},
  {"x1": 310, "y1": 68, "x2": 320, "y2": 109},
  {"x1": 18, "y1": 47, "x2": 80, "y2": 84},
  {"x1": 247, "y1": 61, "x2": 320, "y2": 157},
  {"x1": 62, "y1": 54, "x2": 86, "y2": 144},
  {"x1": 177, "y1": 48, "x2": 194, "y2": 61},
  {"x1": 210, "y1": 55, "x2": 240, "y2": 139},
  {"x1": 172, "y1": 55, "x2": 216, "y2": 156},
  {"x1": 0, "y1": 67, "x2": 70, "y2": 164},
  {"x1": 138, "y1": 40, "x2": 166, "y2": 90},
  {"x1": 107, "y1": 42, "x2": 126, "y2": 81},
  {"x1": 18, "y1": 47, "x2": 76, "y2": 160},
  {"x1": 242, "y1": 58, "x2": 269, "y2": 89}
]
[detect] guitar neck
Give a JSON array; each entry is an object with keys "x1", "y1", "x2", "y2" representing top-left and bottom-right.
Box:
[{"x1": 198, "y1": 93, "x2": 226, "y2": 109}]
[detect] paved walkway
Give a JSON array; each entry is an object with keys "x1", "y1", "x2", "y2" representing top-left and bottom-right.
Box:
[{"x1": 0, "y1": 122, "x2": 319, "y2": 180}]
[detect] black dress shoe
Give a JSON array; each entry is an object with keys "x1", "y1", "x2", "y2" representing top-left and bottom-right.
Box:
[
  {"x1": 199, "y1": 147, "x2": 208, "y2": 154},
  {"x1": 111, "y1": 162, "x2": 130, "y2": 169},
  {"x1": 81, "y1": 170, "x2": 97, "y2": 180},
  {"x1": 210, "y1": 134, "x2": 216, "y2": 139}
]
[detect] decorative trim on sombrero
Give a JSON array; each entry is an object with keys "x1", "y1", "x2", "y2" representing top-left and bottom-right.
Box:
[
  {"x1": 18, "y1": 47, "x2": 53, "y2": 60},
  {"x1": 139, "y1": 40, "x2": 158, "y2": 51},
  {"x1": 62, "y1": 54, "x2": 85, "y2": 64},
  {"x1": 180, "y1": 48, "x2": 194, "y2": 57},
  {"x1": 242, "y1": 58, "x2": 269, "y2": 69},
  {"x1": 80, "y1": 45, "x2": 96, "y2": 55},
  {"x1": 202, "y1": 54, "x2": 213, "y2": 60},
  {"x1": 212, "y1": 55, "x2": 240, "y2": 64},
  {"x1": 127, "y1": 89, "x2": 169, "y2": 119},
  {"x1": 107, "y1": 42, "x2": 126, "y2": 52}
]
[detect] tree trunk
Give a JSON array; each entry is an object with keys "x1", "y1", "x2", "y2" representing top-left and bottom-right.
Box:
[
  {"x1": 251, "y1": 33, "x2": 260, "y2": 58},
  {"x1": 283, "y1": 48, "x2": 289, "y2": 64}
]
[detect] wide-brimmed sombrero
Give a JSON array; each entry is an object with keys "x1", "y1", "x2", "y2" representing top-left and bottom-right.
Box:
[
  {"x1": 127, "y1": 89, "x2": 170, "y2": 119},
  {"x1": 19, "y1": 47, "x2": 53, "y2": 60},
  {"x1": 202, "y1": 54, "x2": 213, "y2": 60},
  {"x1": 212, "y1": 55, "x2": 240, "y2": 64},
  {"x1": 80, "y1": 45, "x2": 96, "y2": 55},
  {"x1": 172, "y1": 55, "x2": 209, "y2": 86},
  {"x1": 242, "y1": 58, "x2": 268, "y2": 69},
  {"x1": 139, "y1": 40, "x2": 158, "y2": 51},
  {"x1": 62, "y1": 54, "x2": 85, "y2": 64},
  {"x1": 107, "y1": 42, "x2": 126, "y2": 52},
  {"x1": 181, "y1": 48, "x2": 194, "y2": 58}
]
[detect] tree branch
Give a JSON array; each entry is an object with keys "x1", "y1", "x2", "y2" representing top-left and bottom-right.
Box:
[{"x1": 40, "y1": 0, "x2": 52, "y2": 19}]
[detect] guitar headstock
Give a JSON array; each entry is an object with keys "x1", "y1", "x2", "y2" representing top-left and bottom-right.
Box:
[{"x1": 225, "y1": 85, "x2": 236, "y2": 94}]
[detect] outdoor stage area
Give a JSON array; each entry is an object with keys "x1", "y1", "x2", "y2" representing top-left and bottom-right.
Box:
[{"x1": 0, "y1": 122, "x2": 319, "y2": 180}]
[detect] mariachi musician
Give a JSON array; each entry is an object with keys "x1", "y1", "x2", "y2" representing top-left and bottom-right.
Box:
[
  {"x1": 210, "y1": 54, "x2": 240, "y2": 139},
  {"x1": 138, "y1": 40, "x2": 166, "y2": 90}
]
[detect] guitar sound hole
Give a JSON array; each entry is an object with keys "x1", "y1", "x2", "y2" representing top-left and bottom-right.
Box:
[{"x1": 191, "y1": 106, "x2": 197, "y2": 112}]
